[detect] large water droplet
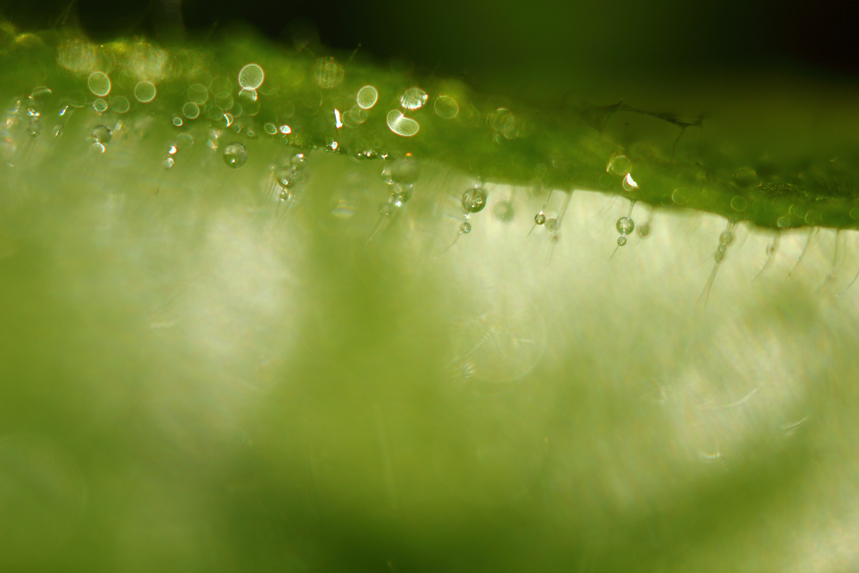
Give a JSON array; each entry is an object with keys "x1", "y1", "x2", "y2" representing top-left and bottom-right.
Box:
[
  {"x1": 87, "y1": 71, "x2": 111, "y2": 97},
  {"x1": 434, "y1": 95, "x2": 459, "y2": 119},
  {"x1": 134, "y1": 81, "x2": 157, "y2": 103},
  {"x1": 616, "y1": 216, "x2": 634, "y2": 235},
  {"x1": 400, "y1": 87, "x2": 428, "y2": 110},
  {"x1": 462, "y1": 188, "x2": 488, "y2": 213},
  {"x1": 386, "y1": 110, "x2": 419, "y2": 137},
  {"x1": 222, "y1": 142, "x2": 248, "y2": 168},
  {"x1": 91, "y1": 125, "x2": 111, "y2": 144},
  {"x1": 238, "y1": 63, "x2": 265, "y2": 90},
  {"x1": 356, "y1": 85, "x2": 378, "y2": 109}
]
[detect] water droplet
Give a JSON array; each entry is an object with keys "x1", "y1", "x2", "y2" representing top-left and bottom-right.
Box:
[
  {"x1": 91, "y1": 125, "x2": 111, "y2": 144},
  {"x1": 344, "y1": 105, "x2": 368, "y2": 126},
  {"x1": 545, "y1": 218, "x2": 558, "y2": 232},
  {"x1": 535, "y1": 213, "x2": 546, "y2": 225},
  {"x1": 617, "y1": 236, "x2": 627, "y2": 246},
  {"x1": 26, "y1": 117, "x2": 41, "y2": 137},
  {"x1": 93, "y1": 98, "x2": 108, "y2": 113},
  {"x1": 386, "y1": 110, "x2": 420, "y2": 137},
  {"x1": 616, "y1": 216, "x2": 634, "y2": 235},
  {"x1": 313, "y1": 57, "x2": 344, "y2": 89},
  {"x1": 238, "y1": 88, "x2": 258, "y2": 103},
  {"x1": 383, "y1": 156, "x2": 419, "y2": 185},
  {"x1": 214, "y1": 92, "x2": 234, "y2": 110},
  {"x1": 238, "y1": 63, "x2": 265, "y2": 90},
  {"x1": 108, "y1": 99, "x2": 128, "y2": 116},
  {"x1": 638, "y1": 222, "x2": 650, "y2": 238},
  {"x1": 719, "y1": 230, "x2": 734, "y2": 246},
  {"x1": 715, "y1": 246, "x2": 726, "y2": 263},
  {"x1": 493, "y1": 201, "x2": 514, "y2": 222},
  {"x1": 434, "y1": 95, "x2": 459, "y2": 119},
  {"x1": 87, "y1": 71, "x2": 111, "y2": 97},
  {"x1": 400, "y1": 87, "x2": 428, "y2": 110},
  {"x1": 222, "y1": 142, "x2": 248, "y2": 168},
  {"x1": 391, "y1": 184, "x2": 413, "y2": 207},
  {"x1": 264, "y1": 123, "x2": 277, "y2": 135},
  {"x1": 172, "y1": 117, "x2": 183, "y2": 127},
  {"x1": 730, "y1": 195, "x2": 748, "y2": 211},
  {"x1": 606, "y1": 154, "x2": 632, "y2": 176},
  {"x1": 777, "y1": 216, "x2": 791, "y2": 228},
  {"x1": 162, "y1": 156, "x2": 174, "y2": 169},
  {"x1": 356, "y1": 85, "x2": 378, "y2": 109},
  {"x1": 622, "y1": 172, "x2": 639, "y2": 191},
  {"x1": 187, "y1": 84, "x2": 209, "y2": 105},
  {"x1": 182, "y1": 102, "x2": 200, "y2": 119},
  {"x1": 672, "y1": 187, "x2": 691, "y2": 205},
  {"x1": 134, "y1": 81, "x2": 157, "y2": 103},
  {"x1": 462, "y1": 188, "x2": 488, "y2": 213},
  {"x1": 291, "y1": 153, "x2": 306, "y2": 167},
  {"x1": 460, "y1": 221, "x2": 472, "y2": 234},
  {"x1": 732, "y1": 167, "x2": 757, "y2": 187}
]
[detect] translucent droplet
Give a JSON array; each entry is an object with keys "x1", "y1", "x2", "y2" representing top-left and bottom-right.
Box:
[
  {"x1": 730, "y1": 196, "x2": 748, "y2": 211},
  {"x1": 733, "y1": 167, "x2": 757, "y2": 187},
  {"x1": 93, "y1": 98, "x2": 108, "y2": 113},
  {"x1": 545, "y1": 218, "x2": 558, "y2": 232},
  {"x1": 356, "y1": 85, "x2": 378, "y2": 109},
  {"x1": 617, "y1": 236, "x2": 627, "y2": 246},
  {"x1": 214, "y1": 92, "x2": 234, "y2": 110},
  {"x1": 391, "y1": 184, "x2": 413, "y2": 207},
  {"x1": 87, "y1": 71, "x2": 111, "y2": 97},
  {"x1": 493, "y1": 201, "x2": 514, "y2": 222},
  {"x1": 26, "y1": 117, "x2": 41, "y2": 137},
  {"x1": 535, "y1": 213, "x2": 546, "y2": 225},
  {"x1": 638, "y1": 222, "x2": 650, "y2": 238},
  {"x1": 238, "y1": 88, "x2": 258, "y2": 103},
  {"x1": 606, "y1": 154, "x2": 632, "y2": 176},
  {"x1": 91, "y1": 125, "x2": 111, "y2": 144},
  {"x1": 172, "y1": 117, "x2": 183, "y2": 127},
  {"x1": 383, "y1": 156, "x2": 419, "y2": 185},
  {"x1": 222, "y1": 142, "x2": 248, "y2": 168},
  {"x1": 460, "y1": 221, "x2": 472, "y2": 234},
  {"x1": 386, "y1": 110, "x2": 419, "y2": 137},
  {"x1": 90, "y1": 141, "x2": 105, "y2": 154},
  {"x1": 276, "y1": 167, "x2": 295, "y2": 188},
  {"x1": 182, "y1": 102, "x2": 200, "y2": 119},
  {"x1": 238, "y1": 63, "x2": 265, "y2": 90},
  {"x1": 176, "y1": 133, "x2": 194, "y2": 148},
  {"x1": 345, "y1": 105, "x2": 369, "y2": 126},
  {"x1": 162, "y1": 156, "x2": 175, "y2": 169},
  {"x1": 434, "y1": 95, "x2": 459, "y2": 119},
  {"x1": 671, "y1": 187, "x2": 691, "y2": 205},
  {"x1": 110, "y1": 96, "x2": 130, "y2": 114},
  {"x1": 719, "y1": 230, "x2": 734, "y2": 246},
  {"x1": 462, "y1": 188, "x2": 488, "y2": 213},
  {"x1": 291, "y1": 153, "x2": 306, "y2": 167},
  {"x1": 715, "y1": 246, "x2": 726, "y2": 263},
  {"x1": 264, "y1": 123, "x2": 277, "y2": 135},
  {"x1": 187, "y1": 84, "x2": 209, "y2": 105},
  {"x1": 400, "y1": 87, "x2": 428, "y2": 110},
  {"x1": 622, "y1": 172, "x2": 639, "y2": 192},
  {"x1": 134, "y1": 81, "x2": 157, "y2": 103},
  {"x1": 313, "y1": 57, "x2": 344, "y2": 89},
  {"x1": 616, "y1": 216, "x2": 634, "y2": 235}
]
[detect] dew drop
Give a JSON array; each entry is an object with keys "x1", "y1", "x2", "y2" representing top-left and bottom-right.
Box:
[
  {"x1": 264, "y1": 123, "x2": 277, "y2": 135},
  {"x1": 313, "y1": 57, "x2": 344, "y2": 89},
  {"x1": 162, "y1": 156, "x2": 175, "y2": 169},
  {"x1": 26, "y1": 117, "x2": 41, "y2": 137},
  {"x1": 356, "y1": 85, "x2": 378, "y2": 109},
  {"x1": 238, "y1": 63, "x2": 265, "y2": 90},
  {"x1": 238, "y1": 88, "x2": 258, "y2": 103},
  {"x1": 535, "y1": 213, "x2": 546, "y2": 225},
  {"x1": 719, "y1": 230, "x2": 734, "y2": 246},
  {"x1": 182, "y1": 102, "x2": 200, "y2": 119},
  {"x1": 172, "y1": 117, "x2": 183, "y2": 127},
  {"x1": 617, "y1": 236, "x2": 627, "y2": 246},
  {"x1": 386, "y1": 110, "x2": 420, "y2": 137},
  {"x1": 638, "y1": 222, "x2": 650, "y2": 238},
  {"x1": 214, "y1": 92, "x2": 234, "y2": 111},
  {"x1": 616, "y1": 216, "x2": 634, "y2": 235},
  {"x1": 462, "y1": 188, "x2": 488, "y2": 213},
  {"x1": 87, "y1": 71, "x2": 111, "y2": 97},
  {"x1": 434, "y1": 95, "x2": 459, "y2": 119},
  {"x1": 391, "y1": 184, "x2": 413, "y2": 207},
  {"x1": 91, "y1": 125, "x2": 111, "y2": 144},
  {"x1": 730, "y1": 195, "x2": 748, "y2": 211},
  {"x1": 187, "y1": 84, "x2": 209, "y2": 105},
  {"x1": 222, "y1": 142, "x2": 248, "y2": 168},
  {"x1": 110, "y1": 96, "x2": 130, "y2": 113},
  {"x1": 93, "y1": 98, "x2": 108, "y2": 113},
  {"x1": 460, "y1": 221, "x2": 472, "y2": 234},
  {"x1": 400, "y1": 87, "x2": 428, "y2": 110},
  {"x1": 622, "y1": 172, "x2": 639, "y2": 192},
  {"x1": 134, "y1": 81, "x2": 157, "y2": 103},
  {"x1": 545, "y1": 218, "x2": 557, "y2": 232},
  {"x1": 606, "y1": 154, "x2": 632, "y2": 176},
  {"x1": 176, "y1": 133, "x2": 194, "y2": 148}
]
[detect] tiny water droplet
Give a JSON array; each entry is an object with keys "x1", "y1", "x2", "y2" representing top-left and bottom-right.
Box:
[
  {"x1": 493, "y1": 201, "x2": 514, "y2": 222},
  {"x1": 238, "y1": 63, "x2": 265, "y2": 90},
  {"x1": 110, "y1": 96, "x2": 130, "y2": 114},
  {"x1": 617, "y1": 236, "x2": 627, "y2": 246},
  {"x1": 26, "y1": 117, "x2": 41, "y2": 137},
  {"x1": 391, "y1": 184, "x2": 413, "y2": 207},
  {"x1": 638, "y1": 222, "x2": 650, "y2": 238},
  {"x1": 434, "y1": 95, "x2": 459, "y2": 119},
  {"x1": 356, "y1": 85, "x2": 378, "y2": 109},
  {"x1": 545, "y1": 218, "x2": 557, "y2": 232},
  {"x1": 182, "y1": 102, "x2": 200, "y2": 119},
  {"x1": 383, "y1": 156, "x2": 419, "y2": 185},
  {"x1": 386, "y1": 110, "x2": 419, "y2": 137},
  {"x1": 91, "y1": 125, "x2": 111, "y2": 144},
  {"x1": 93, "y1": 98, "x2": 108, "y2": 113},
  {"x1": 222, "y1": 142, "x2": 248, "y2": 168},
  {"x1": 622, "y1": 172, "x2": 639, "y2": 192},
  {"x1": 460, "y1": 221, "x2": 472, "y2": 234},
  {"x1": 162, "y1": 156, "x2": 175, "y2": 168},
  {"x1": 134, "y1": 81, "x2": 157, "y2": 103},
  {"x1": 172, "y1": 117, "x2": 183, "y2": 127},
  {"x1": 719, "y1": 230, "x2": 734, "y2": 246},
  {"x1": 462, "y1": 188, "x2": 488, "y2": 213},
  {"x1": 313, "y1": 57, "x2": 344, "y2": 89},
  {"x1": 87, "y1": 71, "x2": 111, "y2": 97},
  {"x1": 187, "y1": 84, "x2": 209, "y2": 105},
  {"x1": 535, "y1": 213, "x2": 546, "y2": 225},
  {"x1": 400, "y1": 87, "x2": 428, "y2": 110},
  {"x1": 616, "y1": 216, "x2": 634, "y2": 235}
]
